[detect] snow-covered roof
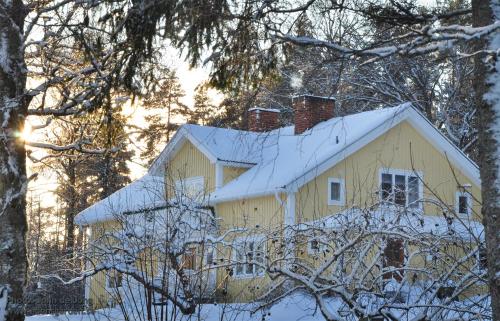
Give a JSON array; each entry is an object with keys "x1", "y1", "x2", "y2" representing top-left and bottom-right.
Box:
[
  {"x1": 148, "y1": 125, "x2": 271, "y2": 175},
  {"x1": 77, "y1": 103, "x2": 480, "y2": 225},
  {"x1": 208, "y1": 104, "x2": 480, "y2": 203},
  {"x1": 75, "y1": 175, "x2": 166, "y2": 225},
  {"x1": 209, "y1": 105, "x2": 406, "y2": 202}
]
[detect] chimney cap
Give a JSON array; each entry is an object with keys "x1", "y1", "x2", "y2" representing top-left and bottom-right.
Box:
[
  {"x1": 248, "y1": 107, "x2": 281, "y2": 113},
  {"x1": 292, "y1": 94, "x2": 336, "y2": 101}
]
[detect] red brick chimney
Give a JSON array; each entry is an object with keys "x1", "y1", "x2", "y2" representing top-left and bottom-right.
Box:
[
  {"x1": 248, "y1": 107, "x2": 280, "y2": 132},
  {"x1": 293, "y1": 95, "x2": 335, "y2": 134}
]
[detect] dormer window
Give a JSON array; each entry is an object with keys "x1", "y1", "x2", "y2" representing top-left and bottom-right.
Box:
[
  {"x1": 456, "y1": 191, "x2": 472, "y2": 217},
  {"x1": 328, "y1": 178, "x2": 345, "y2": 206},
  {"x1": 380, "y1": 169, "x2": 422, "y2": 208}
]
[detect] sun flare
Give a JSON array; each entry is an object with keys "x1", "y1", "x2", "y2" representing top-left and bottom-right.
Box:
[{"x1": 21, "y1": 123, "x2": 33, "y2": 142}]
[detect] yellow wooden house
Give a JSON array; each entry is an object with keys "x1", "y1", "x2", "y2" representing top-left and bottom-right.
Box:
[{"x1": 75, "y1": 95, "x2": 483, "y2": 309}]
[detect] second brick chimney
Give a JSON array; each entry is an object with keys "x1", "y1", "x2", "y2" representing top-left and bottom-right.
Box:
[
  {"x1": 293, "y1": 95, "x2": 335, "y2": 134},
  {"x1": 248, "y1": 107, "x2": 280, "y2": 132}
]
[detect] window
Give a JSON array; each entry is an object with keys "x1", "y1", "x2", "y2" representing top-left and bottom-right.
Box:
[
  {"x1": 233, "y1": 237, "x2": 265, "y2": 278},
  {"x1": 456, "y1": 191, "x2": 471, "y2": 217},
  {"x1": 328, "y1": 178, "x2": 345, "y2": 206},
  {"x1": 106, "y1": 270, "x2": 123, "y2": 289},
  {"x1": 175, "y1": 176, "x2": 205, "y2": 201},
  {"x1": 379, "y1": 169, "x2": 422, "y2": 208}
]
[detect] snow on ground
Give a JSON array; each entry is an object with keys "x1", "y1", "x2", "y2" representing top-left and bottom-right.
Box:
[
  {"x1": 24, "y1": 292, "x2": 491, "y2": 321},
  {"x1": 27, "y1": 294, "x2": 332, "y2": 321}
]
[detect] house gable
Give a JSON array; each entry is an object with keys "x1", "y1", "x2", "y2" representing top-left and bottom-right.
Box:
[
  {"x1": 165, "y1": 139, "x2": 216, "y2": 197},
  {"x1": 297, "y1": 120, "x2": 482, "y2": 223},
  {"x1": 149, "y1": 127, "x2": 218, "y2": 177},
  {"x1": 287, "y1": 106, "x2": 480, "y2": 193}
]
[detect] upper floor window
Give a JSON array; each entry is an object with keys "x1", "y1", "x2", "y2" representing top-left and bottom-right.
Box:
[
  {"x1": 380, "y1": 169, "x2": 422, "y2": 208},
  {"x1": 233, "y1": 236, "x2": 265, "y2": 278},
  {"x1": 455, "y1": 191, "x2": 472, "y2": 217},
  {"x1": 328, "y1": 177, "x2": 345, "y2": 206},
  {"x1": 175, "y1": 176, "x2": 204, "y2": 201}
]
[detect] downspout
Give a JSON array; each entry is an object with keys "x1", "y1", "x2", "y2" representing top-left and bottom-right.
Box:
[{"x1": 215, "y1": 162, "x2": 224, "y2": 190}]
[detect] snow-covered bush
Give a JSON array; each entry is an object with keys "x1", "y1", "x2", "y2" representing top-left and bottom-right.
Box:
[{"x1": 256, "y1": 204, "x2": 490, "y2": 321}]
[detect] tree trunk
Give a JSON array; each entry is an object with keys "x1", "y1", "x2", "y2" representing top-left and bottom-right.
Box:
[
  {"x1": 0, "y1": 1, "x2": 28, "y2": 321},
  {"x1": 472, "y1": 1, "x2": 500, "y2": 319}
]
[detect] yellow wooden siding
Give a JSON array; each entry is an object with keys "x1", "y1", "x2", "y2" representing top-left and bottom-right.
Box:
[
  {"x1": 87, "y1": 221, "x2": 167, "y2": 309},
  {"x1": 297, "y1": 120, "x2": 481, "y2": 223},
  {"x1": 214, "y1": 195, "x2": 285, "y2": 301},
  {"x1": 223, "y1": 166, "x2": 248, "y2": 185},
  {"x1": 165, "y1": 140, "x2": 216, "y2": 198},
  {"x1": 88, "y1": 221, "x2": 117, "y2": 309},
  {"x1": 215, "y1": 195, "x2": 284, "y2": 232}
]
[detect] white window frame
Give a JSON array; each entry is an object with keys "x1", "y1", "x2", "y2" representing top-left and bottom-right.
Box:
[
  {"x1": 455, "y1": 191, "x2": 472, "y2": 218},
  {"x1": 174, "y1": 176, "x2": 205, "y2": 201},
  {"x1": 327, "y1": 177, "x2": 345, "y2": 206},
  {"x1": 232, "y1": 235, "x2": 266, "y2": 279},
  {"x1": 379, "y1": 168, "x2": 424, "y2": 209}
]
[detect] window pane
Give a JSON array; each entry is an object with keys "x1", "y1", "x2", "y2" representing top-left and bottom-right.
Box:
[
  {"x1": 408, "y1": 176, "x2": 419, "y2": 207},
  {"x1": 381, "y1": 173, "x2": 393, "y2": 201},
  {"x1": 310, "y1": 239, "x2": 320, "y2": 251},
  {"x1": 394, "y1": 175, "x2": 406, "y2": 206},
  {"x1": 236, "y1": 244, "x2": 244, "y2": 275},
  {"x1": 330, "y1": 182, "x2": 340, "y2": 201},
  {"x1": 245, "y1": 242, "x2": 254, "y2": 275},
  {"x1": 459, "y1": 196, "x2": 468, "y2": 215}
]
